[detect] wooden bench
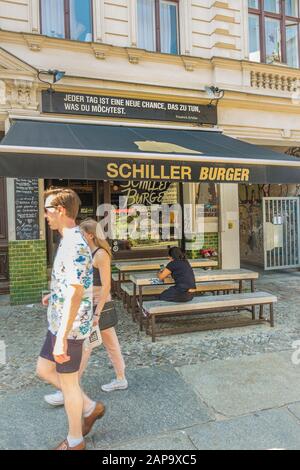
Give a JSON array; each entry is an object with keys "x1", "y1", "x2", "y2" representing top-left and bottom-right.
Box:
[
  {"x1": 142, "y1": 292, "x2": 277, "y2": 342},
  {"x1": 111, "y1": 273, "x2": 130, "y2": 298},
  {"x1": 121, "y1": 281, "x2": 240, "y2": 319},
  {"x1": 130, "y1": 269, "x2": 259, "y2": 325}
]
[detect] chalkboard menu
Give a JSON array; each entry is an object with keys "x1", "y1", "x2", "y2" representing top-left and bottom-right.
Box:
[{"x1": 15, "y1": 179, "x2": 40, "y2": 240}]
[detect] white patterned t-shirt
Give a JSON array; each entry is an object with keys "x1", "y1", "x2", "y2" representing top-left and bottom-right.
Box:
[{"x1": 47, "y1": 226, "x2": 93, "y2": 340}]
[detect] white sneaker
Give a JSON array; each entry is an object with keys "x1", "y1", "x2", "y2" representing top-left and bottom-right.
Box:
[
  {"x1": 44, "y1": 390, "x2": 64, "y2": 406},
  {"x1": 101, "y1": 379, "x2": 128, "y2": 392}
]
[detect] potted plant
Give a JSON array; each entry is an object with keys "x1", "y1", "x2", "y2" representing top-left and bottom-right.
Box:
[{"x1": 200, "y1": 248, "x2": 218, "y2": 258}]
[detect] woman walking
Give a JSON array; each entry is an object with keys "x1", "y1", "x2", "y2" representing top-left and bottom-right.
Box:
[{"x1": 44, "y1": 219, "x2": 127, "y2": 407}]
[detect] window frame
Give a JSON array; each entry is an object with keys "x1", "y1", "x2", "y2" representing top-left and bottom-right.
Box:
[
  {"x1": 137, "y1": 0, "x2": 180, "y2": 54},
  {"x1": 39, "y1": 0, "x2": 94, "y2": 42},
  {"x1": 249, "y1": 0, "x2": 300, "y2": 66}
]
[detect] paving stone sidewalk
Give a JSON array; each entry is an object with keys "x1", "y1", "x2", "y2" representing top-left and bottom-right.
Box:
[{"x1": 1, "y1": 269, "x2": 300, "y2": 449}]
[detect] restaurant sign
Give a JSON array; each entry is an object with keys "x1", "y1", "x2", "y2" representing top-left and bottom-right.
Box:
[
  {"x1": 106, "y1": 162, "x2": 250, "y2": 183},
  {"x1": 118, "y1": 181, "x2": 172, "y2": 206},
  {"x1": 41, "y1": 91, "x2": 217, "y2": 125},
  {"x1": 1, "y1": 151, "x2": 299, "y2": 183}
]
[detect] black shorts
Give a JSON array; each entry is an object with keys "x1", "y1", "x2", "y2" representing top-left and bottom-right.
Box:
[
  {"x1": 39, "y1": 330, "x2": 84, "y2": 374},
  {"x1": 159, "y1": 286, "x2": 194, "y2": 303}
]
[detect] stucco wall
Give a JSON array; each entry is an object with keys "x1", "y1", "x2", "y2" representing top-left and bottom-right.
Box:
[
  {"x1": 0, "y1": 0, "x2": 30, "y2": 33},
  {"x1": 191, "y1": 0, "x2": 244, "y2": 60}
]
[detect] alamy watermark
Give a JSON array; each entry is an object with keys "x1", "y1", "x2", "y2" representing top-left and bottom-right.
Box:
[
  {"x1": 291, "y1": 340, "x2": 300, "y2": 365},
  {"x1": 0, "y1": 340, "x2": 6, "y2": 366},
  {"x1": 94, "y1": 197, "x2": 233, "y2": 243}
]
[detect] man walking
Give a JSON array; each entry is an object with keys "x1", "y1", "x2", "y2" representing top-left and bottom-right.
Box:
[{"x1": 36, "y1": 187, "x2": 105, "y2": 450}]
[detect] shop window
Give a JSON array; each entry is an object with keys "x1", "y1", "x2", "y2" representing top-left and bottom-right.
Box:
[
  {"x1": 137, "y1": 0, "x2": 179, "y2": 54},
  {"x1": 188, "y1": 183, "x2": 219, "y2": 260},
  {"x1": 110, "y1": 181, "x2": 180, "y2": 255},
  {"x1": 40, "y1": 0, "x2": 93, "y2": 42},
  {"x1": 248, "y1": 0, "x2": 300, "y2": 67}
]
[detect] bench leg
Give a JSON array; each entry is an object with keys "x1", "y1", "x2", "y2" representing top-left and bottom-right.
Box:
[
  {"x1": 139, "y1": 286, "x2": 144, "y2": 331},
  {"x1": 239, "y1": 280, "x2": 243, "y2": 293},
  {"x1": 146, "y1": 314, "x2": 150, "y2": 335},
  {"x1": 117, "y1": 272, "x2": 122, "y2": 299},
  {"x1": 132, "y1": 284, "x2": 137, "y2": 321},
  {"x1": 151, "y1": 315, "x2": 156, "y2": 343},
  {"x1": 131, "y1": 296, "x2": 136, "y2": 321},
  {"x1": 127, "y1": 293, "x2": 131, "y2": 313},
  {"x1": 127, "y1": 293, "x2": 131, "y2": 312},
  {"x1": 139, "y1": 308, "x2": 143, "y2": 331},
  {"x1": 270, "y1": 303, "x2": 274, "y2": 327},
  {"x1": 259, "y1": 304, "x2": 264, "y2": 320},
  {"x1": 252, "y1": 305, "x2": 256, "y2": 321}
]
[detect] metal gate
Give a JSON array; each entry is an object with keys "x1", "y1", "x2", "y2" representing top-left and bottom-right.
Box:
[{"x1": 263, "y1": 197, "x2": 300, "y2": 270}]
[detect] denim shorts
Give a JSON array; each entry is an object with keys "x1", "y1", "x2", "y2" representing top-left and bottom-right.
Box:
[{"x1": 40, "y1": 330, "x2": 84, "y2": 374}]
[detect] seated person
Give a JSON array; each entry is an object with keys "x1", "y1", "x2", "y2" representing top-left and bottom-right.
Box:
[{"x1": 157, "y1": 247, "x2": 196, "y2": 302}]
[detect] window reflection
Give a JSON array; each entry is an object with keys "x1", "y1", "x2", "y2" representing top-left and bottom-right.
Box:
[
  {"x1": 41, "y1": 0, "x2": 92, "y2": 42},
  {"x1": 70, "y1": 0, "x2": 92, "y2": 42},
  {"x1": 248, "y1": 0, "x2": 259, "y2": 8},
  {"x1": 286, "y1": 0, "x2": 299, "y2": 17},
  {"x1": 137, "y1": 0, "x2": 156, "y2": 51},
  {"x1": 249, "y1": 14, "x2": 261, "y2": 62},
  {"x1": 286, "y1": 22, "x2": 299, "y2": 67},
  {"x1": 160, "y1": 1, "x2": 179, "y2": 54},
  {"x1": 137, "y1": 0, "x2": 179, "y2": 55},
  {"x1": 110, "y1": 181, "x2": 180, "y2": 254},
  {"x1": 41, "y1": 0, "x2": 65, "y2": 39},
  {"x1": 265, "y1": 17, "x2": 281, "y2": 63},
  {"x1": 264, "y1": 0, "x2": 280, "y2": 13}
]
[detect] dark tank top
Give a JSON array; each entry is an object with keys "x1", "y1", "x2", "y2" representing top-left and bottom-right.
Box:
[{"x1": 92, "y1": 248, "x2": 102, "y2": 286}]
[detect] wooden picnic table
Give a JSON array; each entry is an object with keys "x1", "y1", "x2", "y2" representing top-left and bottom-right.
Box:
[
  {"x1": 113, "y1": 258, "x2": 218, "y2": 297},
  {"x1": 114, "y1": 258, "x2": 218, "y2": 272},
  {"x1": 129, "y1": 268, "x2": 259, "y2": 326}
]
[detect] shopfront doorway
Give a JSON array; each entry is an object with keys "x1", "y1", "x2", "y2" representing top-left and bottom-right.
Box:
[{"x1": 263, "y1": 197, "x2": 300, "y2": 270}]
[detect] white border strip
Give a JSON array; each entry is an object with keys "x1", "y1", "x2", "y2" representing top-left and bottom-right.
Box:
[
  {"x1": 1, "y1": 145, "x2": 300, "y2": 167},
  {"x1": 8, "y1": 115, "x2": 221, "y2": 132}
]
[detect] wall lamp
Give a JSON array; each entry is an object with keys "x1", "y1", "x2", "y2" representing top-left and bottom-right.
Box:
[
  {"x1": 37, "y1": 70, "x2": 65, "y2": 113},
  {"x1": 205, "y1": 86, "x2": 225, "y2": 106},
  {"x1": 37, "y1": 69, "x2": 65, "y2": 93}
]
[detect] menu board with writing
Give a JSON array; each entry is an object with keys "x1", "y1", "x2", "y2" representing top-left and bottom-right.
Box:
[{"x1": 15, "y1": 179, "x2": 40, "y2": 240}]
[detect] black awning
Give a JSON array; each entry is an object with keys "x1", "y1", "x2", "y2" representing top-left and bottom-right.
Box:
[{"x1": 0, "y1": 118, "x2": 300, "y2": 183}]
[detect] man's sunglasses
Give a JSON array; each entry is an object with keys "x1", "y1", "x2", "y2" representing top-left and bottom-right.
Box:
[{"x1": 44, "y1": 205, "x2": 57, "y2": 214}]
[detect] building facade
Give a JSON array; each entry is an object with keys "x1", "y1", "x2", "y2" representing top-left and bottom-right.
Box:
[{"x1": 1, "y1": 0, "x2": 300, "y2": 302}]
